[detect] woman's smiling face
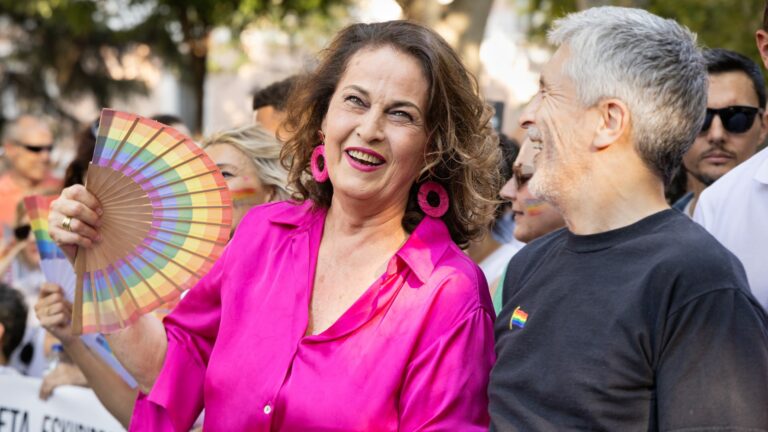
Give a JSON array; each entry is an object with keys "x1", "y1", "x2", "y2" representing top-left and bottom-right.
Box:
[{"x1": 322, "y1": 45, "x2": 430, "y2": 213}]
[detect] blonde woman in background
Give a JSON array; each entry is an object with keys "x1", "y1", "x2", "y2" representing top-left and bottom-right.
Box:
[{"x1": 201, "y1": 124, "x2": 291, "y2": 233}]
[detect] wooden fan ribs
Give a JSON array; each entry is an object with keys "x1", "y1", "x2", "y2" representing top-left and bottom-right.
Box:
[
  {"x1": 91, "y1": 118, "x2": 141, "y2": 199},
  {"x1": 74, "y1": 109, "x2": 231, "y2": 334}
]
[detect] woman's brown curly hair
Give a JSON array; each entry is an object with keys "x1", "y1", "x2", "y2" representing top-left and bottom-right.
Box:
[{"x1": 281, "y1": 20, "x2": 501, "y2": 248}]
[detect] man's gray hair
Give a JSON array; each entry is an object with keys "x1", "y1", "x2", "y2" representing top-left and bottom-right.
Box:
[
  {"x1": 548, "y1": 6, "x2": 707, "y2": 184},
  {"x1": 1, "y1": 115, "x2": 50, "y2": 144},
  {"x1": 1, "y1": 118, "x2": 24, "y2": 143}
]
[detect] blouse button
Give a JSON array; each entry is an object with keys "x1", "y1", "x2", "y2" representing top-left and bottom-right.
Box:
[{"x1": 263, "y1": 404, "x2": 272, "y2": 415}]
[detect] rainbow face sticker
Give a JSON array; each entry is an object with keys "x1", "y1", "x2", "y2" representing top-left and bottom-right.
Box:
[
  {"x1": 230, "y1": 188, "x2": 262, "y2": 208},
  {"x1": 523, "y1": 198, "x2": 547, "y2": 216}
]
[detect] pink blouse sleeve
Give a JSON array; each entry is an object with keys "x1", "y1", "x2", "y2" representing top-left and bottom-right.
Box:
[
  {"x1": 129, "y1": 244, "x2": 230, "y2": 432},
  {"x1": 399, "y1": 307, "x2": 496, "y2": 431}
]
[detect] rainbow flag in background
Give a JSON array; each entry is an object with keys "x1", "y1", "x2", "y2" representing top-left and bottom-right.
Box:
[
  {"x1": 510, "y1": 306, "x2": 529, "y2": 329},
  {"x1": 25, "y1": 195, "x2": 68, "y2": 261},
  {"x1": 23, "y1": 195, "x2": 138, "y2": 388}
]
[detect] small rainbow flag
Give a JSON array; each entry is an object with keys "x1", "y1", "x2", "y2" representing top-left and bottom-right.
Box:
[{"x1": 510, "y1": 306, "x2": 529, "y2": 329}]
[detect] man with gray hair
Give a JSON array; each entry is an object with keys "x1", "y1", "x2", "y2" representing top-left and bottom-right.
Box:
[
  {"x1": 489, "y1": 7, "x2": 768, "y2": 430},
  {"x1": 0, "y1": 115, "x2": 60, "y2": 229}
]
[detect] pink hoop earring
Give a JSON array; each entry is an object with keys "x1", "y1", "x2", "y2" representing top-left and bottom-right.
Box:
[
  {"x1": 311, "y1": 131, "x2": 329, "y2": 182},
  {"x1": 418, "y1": 181, "x2": 449, "y2": 218}
]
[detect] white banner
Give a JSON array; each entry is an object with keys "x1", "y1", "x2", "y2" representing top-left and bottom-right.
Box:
[{"x1": 0, "y1": 374, "x2": 125, "y2": 432}]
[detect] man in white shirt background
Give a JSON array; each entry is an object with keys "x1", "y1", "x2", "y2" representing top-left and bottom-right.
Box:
[
  {"x1": 676, "y1": 48, "x2": 766, "y2": 217},
  {"x1": 693, "y1": 3, "x2": 768, "y2": 310}
]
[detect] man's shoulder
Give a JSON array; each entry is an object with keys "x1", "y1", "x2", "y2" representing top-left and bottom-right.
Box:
[
  {"x1": 503, "y1": 228, "x2": 567, "y2": 285},
  {"x1": 642, "y1": 213, "x2": 752, "y2": 301},
  {"x1": 511, "y1": 228, "x2": 567, "y2": 263}
]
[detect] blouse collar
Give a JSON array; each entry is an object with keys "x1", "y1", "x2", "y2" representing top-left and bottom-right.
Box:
[{"x1": 268, "y1": 200, "x2": 452, "y2": 284}]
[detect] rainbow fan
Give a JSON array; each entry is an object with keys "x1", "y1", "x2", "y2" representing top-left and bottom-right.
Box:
[
  {"x1": 73, "y1": 109, "x2": 232, "y2": 334},
  {"x1": 24, "y1": 195, "x2": 76, "y2": 300}
]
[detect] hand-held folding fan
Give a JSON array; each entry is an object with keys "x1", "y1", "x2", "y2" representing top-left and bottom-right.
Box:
[{"x1": 73, "y1": 109, "x2": 232, "y2": 335}]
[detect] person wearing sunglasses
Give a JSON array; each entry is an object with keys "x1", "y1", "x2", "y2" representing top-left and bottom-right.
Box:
[
  {"x1": 490, "y1": 7, "x2": 768, "y2": 431},
  {"x1": 499, "y1": 138, "x2": 565, "y2": 246},
  {"x1": 0, "y1": 115, "x2": 61, "y2": 231},
  {"x1": 492, "y1": 138, "x2": 565, "y2": 313},
  {"x1": 675, "y1": 48, "x2": 767, "y2": 217},
  {"x1": 694, "y1": 3, "x2": 768, "y2": 311}
]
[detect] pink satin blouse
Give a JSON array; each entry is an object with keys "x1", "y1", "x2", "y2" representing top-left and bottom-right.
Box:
[{"x1": 130, "y1": 201, "x2": 496, "y2": 431}]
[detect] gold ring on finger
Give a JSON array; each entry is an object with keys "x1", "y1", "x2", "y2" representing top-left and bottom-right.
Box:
[{"x1": 61, "y1": 216, "x2": 73, "y2": 232}]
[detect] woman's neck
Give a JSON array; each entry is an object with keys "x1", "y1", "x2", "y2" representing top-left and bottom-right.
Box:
[{"x1": 324, "y1": 195, "x2": 409, "y2": 251}]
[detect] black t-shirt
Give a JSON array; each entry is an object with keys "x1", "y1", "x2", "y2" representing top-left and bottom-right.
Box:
[{"x1": 489, "y1": 210, "x2": 768, "y2": 431}]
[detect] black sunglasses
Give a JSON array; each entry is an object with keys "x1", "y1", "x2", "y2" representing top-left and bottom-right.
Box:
[
  {"x1": 701, "y1": 106, "x2": 762, "y2": 134},
  {"x1": 13, "y1": 224, "x2": 31, "y2": 241},
  {"x1": 11, "y1": 140, "x2": 54, "y2": 153}
]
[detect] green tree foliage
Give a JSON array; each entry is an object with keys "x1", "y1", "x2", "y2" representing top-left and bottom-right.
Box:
[
  {"x1": 0, "y1": 0, "x2": 158, "y2": 127},
  {"x1": 396, "y1": 0, "x2": 494, "y2": 75},
  {"x1": 137, "y1": 0, "x2": 348, "y2": 132},
  {"x1": 523, "y1": 0, "x2": 765, "y2": 66},
  {"x1": 0, "y1": 0, "x2": 347, "y2": 134}
]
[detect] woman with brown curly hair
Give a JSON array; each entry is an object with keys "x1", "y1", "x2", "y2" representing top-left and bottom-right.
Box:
[{"x1": 47, "y1": 20, "x2": 501, "y2": 431}]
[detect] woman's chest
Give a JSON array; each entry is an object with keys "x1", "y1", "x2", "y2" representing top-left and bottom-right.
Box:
[
  {"x1": 204, "y1": 286, "x2": 419, "y2": 431},
  {"x1": 308, "y1": 254, "x2": 387, "y2": 335}
]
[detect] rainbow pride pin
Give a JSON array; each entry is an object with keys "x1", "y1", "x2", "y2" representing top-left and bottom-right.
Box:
[{"x1": 510, "y1": 306, "x2": 529, "y2": 329}]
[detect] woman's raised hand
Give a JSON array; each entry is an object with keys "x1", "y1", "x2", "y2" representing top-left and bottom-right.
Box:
[{"x1": 48, "y1": 185, "x2": 103, "y2": 262}]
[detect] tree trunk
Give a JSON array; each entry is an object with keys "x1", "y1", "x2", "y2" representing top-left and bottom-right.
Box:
[
  {"x1": 396, "y1": 0, "x2": 493, "y2": 77},
  {"x1": 444, "y1": 0, "x2": 494, "y2": 77},
  {"x1": 396, "y1": 0, "x2": 441, "y2": 26},
  {"x1": 191, "y1": 46, "x2": 207, "y2": 135}
]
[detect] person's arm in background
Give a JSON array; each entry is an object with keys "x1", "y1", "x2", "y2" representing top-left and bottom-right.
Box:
[
  {"x1": 36, "y1": 282, "x2": 138, "y2": 428},
  {"x1": 47, "y1": 185, "x2": 168, "y2": 392}
]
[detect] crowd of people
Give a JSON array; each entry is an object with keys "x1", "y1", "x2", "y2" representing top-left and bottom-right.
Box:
[{"x1": 0, "y1": 4, "x2": 766, "y2": 431}]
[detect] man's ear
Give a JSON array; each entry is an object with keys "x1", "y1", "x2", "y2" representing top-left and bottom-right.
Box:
[
  {"x1": 758, "y1": 109, "x2": 768, "y2": 145},
  {"x1": 756, "y1": 30, "x2": 768, "y2": 70},
  {"x1": 593, "y1": 99, "x2": 629, "y2": 150}
]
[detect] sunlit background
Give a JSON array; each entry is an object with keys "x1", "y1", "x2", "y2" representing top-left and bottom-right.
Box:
[{"x1": 0, "y1": 0, "x2": 763, "y2": 170}]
